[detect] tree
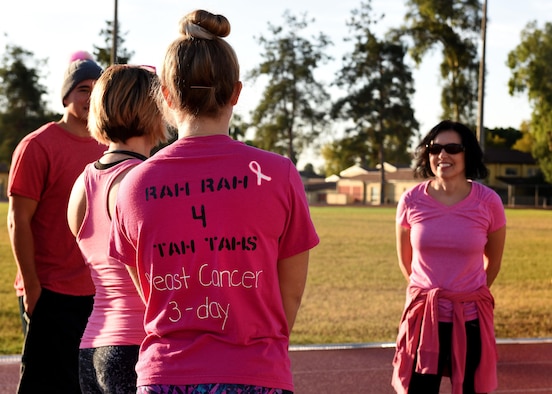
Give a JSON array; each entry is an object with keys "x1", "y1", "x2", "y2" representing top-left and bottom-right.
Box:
[
  {"x1": 512, "y1": 121, "x2": 533, "y2": 153},
  {"x1": 329, "y1": 0, "x2": 419, "y2": 203},
  {"x1": 0, "y1": 44, "x2": 58, "y2": 165},
  {"x1": 93, "y1": 20, "x2": 134, "y2": 67},
  {"x1": 321, "y1": 133, "x2": 369, "y2": 176},
  {"x1": 247, "y1": 11, "x2": 332, "y2": 165},
  {"x1": 402, "y1": 0, "x2": 481, "y2": 125},
  {"x1": 301, "y1": 162, "x2": 317, "y2": 175},
  {"x1": 229, "y1": 113, "x2": 247, "y2": 142},
  {"x1": 507, "y1": 21, "x2": 552, "y2": 182},
  {"x1": 485, "y1": 127, "x2": 522, "y2": 149}
]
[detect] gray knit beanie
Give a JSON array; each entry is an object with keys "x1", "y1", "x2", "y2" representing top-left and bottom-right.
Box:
[{"x1": 61, "y1": 56, "x2": 103, "y2": 106}]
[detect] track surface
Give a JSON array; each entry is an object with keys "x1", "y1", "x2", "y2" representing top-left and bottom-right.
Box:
[{"x1": 1, "y1": 340, "x2": 551, "y2": 393}]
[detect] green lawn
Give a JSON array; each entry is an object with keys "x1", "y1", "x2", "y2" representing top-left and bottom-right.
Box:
[{"x1": 1, "y1": 203, "x2": 551, "y2": 354}]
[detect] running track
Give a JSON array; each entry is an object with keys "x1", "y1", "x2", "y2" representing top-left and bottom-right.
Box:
[{"x1": 1, "y1": 339, "x2": 551, "y2": 393}]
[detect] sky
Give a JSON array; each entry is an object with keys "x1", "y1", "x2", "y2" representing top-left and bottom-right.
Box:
[{"x1": 2, "y1": 0, "x2": 552, "y2": 166}]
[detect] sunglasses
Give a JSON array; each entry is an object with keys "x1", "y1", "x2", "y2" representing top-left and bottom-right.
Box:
[
  {"x1": 113, "y1": 64, "x2": 157, "y2": 74},
  {"x1": 426, "y1": 143, "x2": 465, "y2": 155},
  {"x1": 137, "y1": 65, "x2": 156, "y2": 74}
]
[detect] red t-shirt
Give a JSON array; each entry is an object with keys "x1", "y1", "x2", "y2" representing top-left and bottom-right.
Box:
[{"x1": 8, "y1": 122, "x2": 106, "y2": 296}]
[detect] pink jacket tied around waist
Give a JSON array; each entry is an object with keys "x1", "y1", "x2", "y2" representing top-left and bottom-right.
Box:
[{"x1": 392, "y1": 285, "x2": 497, "y2": 394}]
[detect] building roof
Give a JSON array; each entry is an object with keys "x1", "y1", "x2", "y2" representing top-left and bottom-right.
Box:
[
  {"x1": 349, "y1": 168, "x2": 417, "y2": 182},
  {"x1": 339, "y1": 162, "x2": 417, "y2": 182},
  {"x1": 305, "y1": 181, "x2": 337, "y2": 192},
  {"x1": 484, "y1": 147, "x2": 536, "y2": 165},
  {"x1": 495, "y1": 176, "x2": 551, "y2": 187},
  {"x1": 299, "y1": 170, "x2": 325, "y2": 180}
]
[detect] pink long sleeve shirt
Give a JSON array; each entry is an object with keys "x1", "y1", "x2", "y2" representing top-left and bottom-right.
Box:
[{"x1": 391, "y1": 285, "x2": 498, "y2": 394}]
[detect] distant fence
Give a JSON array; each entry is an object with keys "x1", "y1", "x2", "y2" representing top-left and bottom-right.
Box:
[{"x1": 496, "y1": 184, "x2": 552, "y2": 208}]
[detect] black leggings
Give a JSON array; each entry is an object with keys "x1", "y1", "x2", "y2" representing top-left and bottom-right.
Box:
[
  {"x1": 408, "y1": 320, "x2": 482, "y2": 394},
  {"x1": 79, "y1": 345, "x2": 140, "y2": 394}
]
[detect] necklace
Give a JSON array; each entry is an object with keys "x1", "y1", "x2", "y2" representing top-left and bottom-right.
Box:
[{"x1": 103, "y1": 150, "x2": 148, "y2": 161}]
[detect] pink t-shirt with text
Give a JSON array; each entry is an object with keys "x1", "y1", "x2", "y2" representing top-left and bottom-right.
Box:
[{"x1": 109, "y1": 135, "x2": 319, "y2": 390}]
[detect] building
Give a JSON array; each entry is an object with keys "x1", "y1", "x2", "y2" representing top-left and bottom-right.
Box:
[
  {"x1": 329, "y1": 162, "x2": 418, "y2": 205},
  {"x1": 484, "y1": 147, "x2": 551, "y2": 207},
  {"x1": 327, "y1": 147, "x2": 551, "y2": 207},
  {"x1": 299, "y1": 169, "x2": 337, "y2": 205}
]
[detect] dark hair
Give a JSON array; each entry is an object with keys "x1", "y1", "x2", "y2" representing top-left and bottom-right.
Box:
[{"x1": 413, "y1": 120, "x2": 488, "y2": 179}]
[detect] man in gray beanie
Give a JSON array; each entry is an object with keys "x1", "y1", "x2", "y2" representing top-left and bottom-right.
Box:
[
  {"x1": 61, "y1": 56, "x2": 103, "y2": 106},
  {"x1": 7, "y1": 51, "x2": 105, "y2": 393}
]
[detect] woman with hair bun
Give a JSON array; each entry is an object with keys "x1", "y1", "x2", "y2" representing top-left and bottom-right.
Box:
[{"x1": 108, "y1": 10, "x2": 319, "y2": 394}]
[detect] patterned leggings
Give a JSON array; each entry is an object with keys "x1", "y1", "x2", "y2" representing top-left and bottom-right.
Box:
[
  {"x1": 79, "y1": 345, "x2": 140, "y2": 393},
  {"x1": 137, "y1": 384, "x2": 293, "y2": 394}
]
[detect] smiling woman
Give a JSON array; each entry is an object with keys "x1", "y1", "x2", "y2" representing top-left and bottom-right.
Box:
[
  {"x1": 392, "y1": 120, "x2": 507, "y2": 394},
  {"x1": 427, "y1": 130, "x2": 468, "y2": 193}
]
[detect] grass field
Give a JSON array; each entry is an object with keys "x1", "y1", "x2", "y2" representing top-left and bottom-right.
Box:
[{"x1": 1, "y1": 203, "x2": 551, "y2": 354}]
